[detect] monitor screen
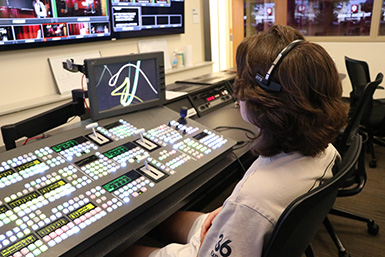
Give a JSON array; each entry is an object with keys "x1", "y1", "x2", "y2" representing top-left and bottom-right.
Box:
[
  {"x1": 110, "y1": 0, "x2": 184, "y2": 39},
  {"x1": 85, "y1": 51, "x2": 166, "y2": 121},
  {"x1": 0, "y1": 0, "x2": 112, "y2": 51}
]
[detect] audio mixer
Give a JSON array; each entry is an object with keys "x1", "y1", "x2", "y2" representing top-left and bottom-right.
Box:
[{"x1": 0, "y1": 106, "x2": 236, "y2": 257}]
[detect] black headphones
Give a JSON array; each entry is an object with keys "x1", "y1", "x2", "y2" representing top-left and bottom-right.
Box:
[{"x1": 255, "y1": 39, "x2": 304, "y2": 92}]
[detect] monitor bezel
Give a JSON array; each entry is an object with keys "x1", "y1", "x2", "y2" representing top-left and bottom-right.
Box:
[{"x1": 85, "y1": 51, "x2": 166, "y2": 121}]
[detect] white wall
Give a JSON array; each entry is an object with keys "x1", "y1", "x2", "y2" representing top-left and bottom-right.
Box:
[
  {"x1": 318, "y1": 41, "x2": 385, "y2": 99},
  {"x1": 0, "y1": 0, "x2": 211, "y2": 146}
]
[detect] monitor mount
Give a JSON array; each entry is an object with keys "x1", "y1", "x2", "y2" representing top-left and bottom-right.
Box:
[{"x1": 62, "y1": 59, "x2": 86, "y2": 74}]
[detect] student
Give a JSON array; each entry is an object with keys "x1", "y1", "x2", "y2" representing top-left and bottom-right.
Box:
[{"x1": 122, "y1": 25, "x2": 348, "y2": 257}]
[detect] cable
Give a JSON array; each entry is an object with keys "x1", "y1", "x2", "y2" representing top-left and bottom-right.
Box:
[
  {"x1": 213, "y1": 125, "x2": 256, "y2": 151},
  {"x1": 67, "y1": 116, "x2": 77, "y2": 124},
  {"x1": 213, "y1": 125, "x2": 257, "y2": 138},
  {"x1": 231, "y1": 151, "x2": 246, "y2": 174},
  {"x1": 22, "y1": 134, "x2": 47, "y2": 145},
  {"x1": 233, "y1": 140, "x2": 253, "y2": 151}
]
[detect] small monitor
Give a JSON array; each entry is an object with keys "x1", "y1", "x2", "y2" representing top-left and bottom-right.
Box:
[{"x1": 85, "y1": 51, "x2": 165, "y2": 121}]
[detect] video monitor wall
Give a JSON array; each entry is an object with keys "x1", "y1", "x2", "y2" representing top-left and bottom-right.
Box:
[
  {"x1": 110, "y1": 0, "x2": 184, "y2": 39},
  {"x1": 0, "y1": 0, "x2": 111, "y2": 49},
  {"x1": 0, "y1": 0, "x2": 184, "y2": 51},
  {"x1": 289, "y1": 0, "x2": 372, "y2": 36},
  {"x1": 249, "y1": 2, "x2": 275, "y2": 33}
]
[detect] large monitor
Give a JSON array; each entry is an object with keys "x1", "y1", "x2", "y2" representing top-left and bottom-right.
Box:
[
  {"x1": 85, "y1": 51, "x2": 166, "y2": 121},
  {"x1": 110, "y1": 0, "x2": 184, "y2": 39},
  {"x1": 0, "y1": 0, "x2": 184, "y2": 51},
  {"x1": 0, "y1": 0, "x2": 112, "y2": 51}
]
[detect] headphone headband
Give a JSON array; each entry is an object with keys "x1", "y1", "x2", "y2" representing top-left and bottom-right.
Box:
[{"x1": 255, "y1": 39, "x2": 304, "y2": 92}]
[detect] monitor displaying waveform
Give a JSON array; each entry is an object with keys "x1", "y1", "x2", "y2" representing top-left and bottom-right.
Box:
[
  {"x1": 85, "y1": 51, "x2": 166, "y2": 121},
  {"x1": 95, "y1": 58, "x2": 158, "y2": 111}
]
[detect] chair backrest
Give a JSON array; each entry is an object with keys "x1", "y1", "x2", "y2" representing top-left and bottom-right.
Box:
[
  {"x1": 1, "y1": 89, "x2": 86, "y2": 151},
  {"x1": 262, "y1": 134, "x2": 362, "y2": 257},
  {"x1": 345, "y1": 56, "x2": 372, "y2": 119},
  {"x1": 333, "y1": 73, "x2": 383, "y2": 197},
  {"x1": 345, "y1": 56, "x2": 371, "y2": 93},
  {"x1": 337, "y1": 72, "x2": 384, "y2": 153}
]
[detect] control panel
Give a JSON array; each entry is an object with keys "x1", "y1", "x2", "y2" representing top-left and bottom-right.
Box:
[
  {"x1": 189, "y1": 84, "x2": 233, "y2": 116},
  {"x1": 0, "y1": 107, "x2": 236, "y2": 257}
]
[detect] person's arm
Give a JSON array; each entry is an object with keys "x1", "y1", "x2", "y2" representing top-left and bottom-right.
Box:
[
  {"x1": 195, "y1": 206, "x2": 222, "y2": 257},
  {"x1": 200, "y1": 206, "x2": 222, "y2": 242}
]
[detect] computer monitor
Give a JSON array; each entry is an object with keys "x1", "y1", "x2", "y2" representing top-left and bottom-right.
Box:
[{"x1": 85, "y1": 51, "x2": 166, "y2": 121}]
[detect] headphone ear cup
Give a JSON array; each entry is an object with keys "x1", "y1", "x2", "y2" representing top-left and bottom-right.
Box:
[
  {"x1": 255, "y1": 73, "x2": 282, "y2": 92},
  {"x1": 267, "y1": 81, "x2": 282, "y2": 92}
]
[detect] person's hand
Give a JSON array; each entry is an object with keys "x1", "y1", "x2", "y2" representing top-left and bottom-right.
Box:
[{"x1": 200, "y1": 206, "x2": 223, "y2": 243}]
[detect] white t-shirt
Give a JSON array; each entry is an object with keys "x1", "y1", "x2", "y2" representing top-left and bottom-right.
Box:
[
  {"x1": 198, "y1": 144, "x2": 338, "y2": 257},
  {"x1": 149, "y1": 144, "x2": 338, "y2": 257}
]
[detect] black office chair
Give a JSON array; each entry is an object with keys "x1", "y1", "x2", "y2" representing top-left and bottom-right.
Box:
[
  {"x1": 345, "y1": 56, "x2": 385, "y2": 168},
  {"x1": 1, "y1": 89, "x2": 88, "y2": 151},
  {"x1": 262, "y1": 134, "x2": 362, "y2": 257},
  {"x1": 324, "y1": 73, "x2": 383, "y2": 257}
]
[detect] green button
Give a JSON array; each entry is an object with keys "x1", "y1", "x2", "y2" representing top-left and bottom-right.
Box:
[
  {"x1": 28, "y1": 243, "x2": 37, "y2": 251},
  {"x1": 35, "y1": 240, "x2": 43, "y2": 247},
  {"x1": 33, "y1": 248, "x2": 41, "y2": 256},
  {"x1": 40, "y1": 245, "x2": 48, "y2": 252}
]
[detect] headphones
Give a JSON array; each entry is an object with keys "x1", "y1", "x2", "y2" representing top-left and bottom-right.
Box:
[{"x1": 255, "y1": 39, "x2": 304, "y2": 92}]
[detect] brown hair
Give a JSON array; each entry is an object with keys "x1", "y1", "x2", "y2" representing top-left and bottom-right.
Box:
[{"x1": 233, "y1": 25, "x2": 348, "y2": 157}]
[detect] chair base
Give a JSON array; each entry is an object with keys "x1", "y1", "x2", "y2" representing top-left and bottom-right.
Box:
[
  {"x1": 304, "y1": 244, "x2": 315, "y2": 257},
  {"x1": 329, "y1": 207, "x2": 380, "y2": 235},
  {"x1": 365, "y1": 133, "x2": 385, "y2": 168},
  {"x1": 373, "y1": 137, "x2": 385, "y2": 147},
  {"x1": 323, "y1": 217, "x2": 351, "y2": 257},
  {"x1": 324, "y1": 208, "x2": 380, "y2": 257}
]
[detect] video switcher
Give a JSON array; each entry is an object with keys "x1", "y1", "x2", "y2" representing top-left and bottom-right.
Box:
[{"x1": 0, "y1": 107, "x2": 236, "y2": 257}]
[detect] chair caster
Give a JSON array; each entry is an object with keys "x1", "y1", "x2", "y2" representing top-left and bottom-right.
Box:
[
  {"x1": 368, "y1": 222, "x2": 380, "y2": 235},
  {"x1": 338, "y1": 251, "x2": 351, "y2": 257},
  {"x1": 339, "y1": 251, "x2": 351, "y2": 257},
  {"x1": 369, "y1": 159, "x2": 377, "y2": 168}
]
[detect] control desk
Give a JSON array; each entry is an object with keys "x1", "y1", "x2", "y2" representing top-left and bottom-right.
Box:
[{"x1": 0, "y1": 107, "x2": 236, "y2": 257}]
